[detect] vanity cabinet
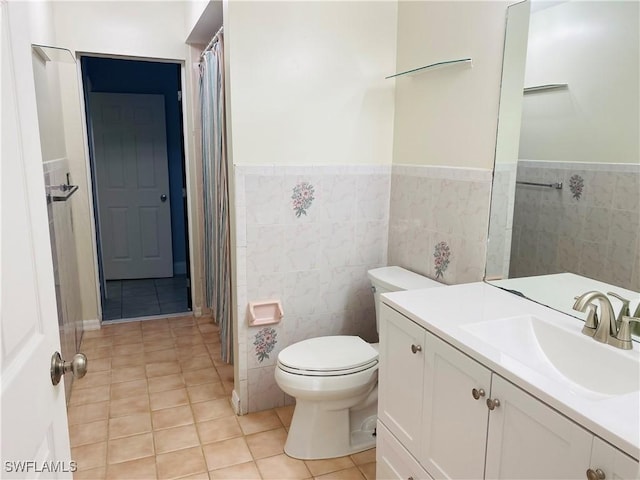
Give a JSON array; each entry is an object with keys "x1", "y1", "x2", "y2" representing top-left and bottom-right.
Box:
[{"x1": 378, "y1": 303, "x2": 639, "y2": 480}]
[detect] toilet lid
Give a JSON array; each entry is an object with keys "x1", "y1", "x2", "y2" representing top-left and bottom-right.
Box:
[{"x1": 278, "y1": 336, "x2": 378, "y2": 374}]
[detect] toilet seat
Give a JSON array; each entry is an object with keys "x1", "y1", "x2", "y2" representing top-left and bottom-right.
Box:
[{"x1": 277, "y1": 336, "x2": 378, "y2": 377}]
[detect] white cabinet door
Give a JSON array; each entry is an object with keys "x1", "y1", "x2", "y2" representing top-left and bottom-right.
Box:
[
  {"x1": 377, "y1": 421, "x2": 433, "y2": 480},
  {"x1": 485, "y1": 375, "x2": 593, "y2": 479},
  {"x1": 589, "y1": 437, "x2": 640, "y2": 480},
  {"x1": 379, "y1": 305, "x2": 427, "y2": 455},
  {"x1": 420, "y1": 331, "x2": 492, "y2": 479}
]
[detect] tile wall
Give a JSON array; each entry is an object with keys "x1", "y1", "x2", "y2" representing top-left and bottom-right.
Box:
[
  {"x1": 233, "y1": 165, "x2": 391, "y2": 413},
  {"x1": 387, "y1": 165, "x2": 493, "y2": 285},
  {"x1": 486, "y1": 162, "x2": 518, "y2": 280},
  {"x1": 510, "y1": 161, "x2": 640, "y2": 290}
]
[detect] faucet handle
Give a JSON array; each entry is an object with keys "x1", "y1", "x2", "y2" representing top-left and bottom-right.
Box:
[
  {"x1": 581, "y1": 304, "x2": 598, "y2": 337},
  {"x1": 607, "y1": 292, "x2": 632, "y2": 330},
  {"x1": 613, "y1": 316, "x2": 640, "y2": 350}
]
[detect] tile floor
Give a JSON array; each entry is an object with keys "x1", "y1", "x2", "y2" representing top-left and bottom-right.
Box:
[
  {"x1": 103, "y1": 276, "x2": 190, "y2": 320},
  {"x1": 69, "y1": 315, "x2": 376, "y2": 479}
]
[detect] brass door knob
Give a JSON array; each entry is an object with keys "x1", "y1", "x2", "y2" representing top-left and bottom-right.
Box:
[
  {"x1": 51, "y1": 351, "x2": 88, "y2": 385},
  {"x1": 586, "y1": 468, "x2": 605, "y2": 480},
  {"x1": 486, "y1": 398, "x2": 501, "y2": 410},
  {"x1": 411, "y1": 344, "x2": 422, "y2": 354}
]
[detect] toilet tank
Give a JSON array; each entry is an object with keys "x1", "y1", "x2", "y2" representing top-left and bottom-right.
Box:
[{"x1": 367, "y1": 266, "x2": 444, "y2": 333}]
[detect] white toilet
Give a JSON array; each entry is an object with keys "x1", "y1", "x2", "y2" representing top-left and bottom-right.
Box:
[{"x1": 274, "y1": 266, "x2": 444, "y2": 460}]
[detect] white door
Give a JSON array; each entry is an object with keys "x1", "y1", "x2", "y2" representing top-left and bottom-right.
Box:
[
  {"x1": 485, "y1": 375, "x2": 593, "y2": 479},
  {"x1": 589, "y1": 437, "x2": 640, "y2": 480},
  {"x1": 1, "y1": 1, "x2": 72, "y2": 477},
  {"x1": 90, "y1": 92, "x2": 173, "y2": 279}
]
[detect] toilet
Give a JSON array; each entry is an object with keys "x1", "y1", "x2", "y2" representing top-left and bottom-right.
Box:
[{"x1": 274, "y1": 266, "x2": 445, "y2": 460}]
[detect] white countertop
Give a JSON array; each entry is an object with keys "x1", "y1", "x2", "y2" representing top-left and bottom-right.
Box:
[{"x1": 382, "y1": 282, "x2": 640, "y2": 459}]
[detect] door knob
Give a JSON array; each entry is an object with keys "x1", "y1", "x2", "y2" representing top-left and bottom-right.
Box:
[
  {"x1": 51, "y1": 352, "x2": 88, "y2": 385},
  {"x1": 472, "y1": 388, "x2": 486, "y2": 400},
  {"x1": 411, "y1": 344, "x2": 422, "y2": 354},
  {"x1": 586, "y1": 468, "x2": 605, "y2": 480},
  {"x1": 160, "y1": 194, "x2": 167, "y2": 202},
  {"x1": 486, "y1": 398, "x2": 501, "y2": 410}
]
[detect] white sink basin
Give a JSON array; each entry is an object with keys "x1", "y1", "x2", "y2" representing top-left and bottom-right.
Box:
[{"x1": 462, "y1": 315, "x2": 640, "y2": 396}]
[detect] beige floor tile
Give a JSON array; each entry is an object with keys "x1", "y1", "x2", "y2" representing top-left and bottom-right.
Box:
[
  {"x1": 192, "y1": 398, "x2": 234, "y2": 423},
  {"x1": 141, "y1": 318, "x2": 169, "y2": 331},
  {"x1": 152, "y1": 404, "x2": 194, "y2": 430},
  {"x1": 275, "y1": 405, "x2": 295, "y2": 427},
  {"x1": 111, "y1": 352, "x2": 144, "y2": 369},
  {"x1": 196, "y1": 416, "x2": 243, "y2": 444},
  {"x1": 148, "y1": 373, "x2": 185, "y2": 393},
  {"x1": 216, "y1": 365, "x2": 234, "y2": 384},
  {"x1": 73, "y1": 370, "x2": 111, "y2": 389},
  {"x1": 108, "y1": 413, "x2": 152, "y2": 439},
  {"x1": 110, "y1": 379, "x2": 148, "y2": 400},
  {"x1": 169, "y1": 316, "x2": 196, "y2": 328},
  {"x1": 237, "y1": 409, "x2": 283, "y2": 435},
  {"x1": 111, "y1": 332, "x2": 143, "y2": 346},
  {"x1": 84, "y1": 345, "x2": 112, "y2": 360},
  {"x1": 202, "y1": 437, "x2": 253, "y2": 471},
  {"x1": 89, "y1": 357, "x2": 112, "y2": 373},
  {"x1": 82, "y1": 336, "x2": 114, "y2": 349},
  {"x1": 187, "y1": 382, "x2": 226, "y2": 403},
  {"x1": 156, "y1": 446, "x2": 207, "y2": 479},
  {"x1": 70, "y1": 384, "x2": 110, "y2": 406},
  {"x1": 245, "y1": 427, "x2": 287, "y2": 459},
  {"x1": 305, "y1": 456, "x2": 356, "y2": 477},
  {"x1": 183, "y1": 367, "x2": 220, "y2": 386},
  {"x1": 144, "y1": 338, "x2": 175, "y2": 352},
  {"x1": 176, "y1": 343, "x2": 209, "y2": 358},
  {"x1": 180, "y1": 354, "x2": 214, "y2": 372},
  {"x1": 358, "y1": 461, "x2": 376, "y2": 480},
  {"x1": 105, "y1": 456, "x2": 156, "y2": 479},
  {"x1": 172, "y1": 325, "x2": 200, "y2": 337},
  {"x1": 69, "y1": 420, "x2": 108, "y2": 448},
  {"x1": 154, "y1": 424, "x2": 200, "y2": 454},
  {"x1": 146, "y1": 361, "x2": 181, "y2": 378},
  {"x1": 150, "y1": 387, "x2": 189, "y2": 411},
  {"x1": 350, "y1": 448, "x2": 376, "y2": 466},
  {"x1": 112, "y1": 343, "x2": 144, "y2": 357},
  {"x1": 71, "y1": 441, "x2": 107, "y2": 472},
  {"x1": 209, "y1": 460, "x2": 262, "y2": 479},
  {"x1": 179, "y1": 473, "x2": 210, "y2": 480},
  {"x1": 256, "y1": 453, "x2": 311, "y2": 479},
  {"x1": 73, "y1": 466, "x2": 106, "y2": 479},
  {"x1": 110, "y1": 394, "x2": 150, "y2": 418},
  {"x1": 67, "y1": 401, "x2": 110, "y2": 425},
  {"x1": 107, "y1": 432, "x2": 154, "y2": 464},
  {"x1": 110, "y1": 365, "x2": 146, "y2": 384},
  {"x1": 111, "y1": 322, "x2": 141, "y2": 335},
  {"x1": 315, "y1": 466, "x2": 366, "y2": 480},
  {"x1": 144, "y1": 347, "x2": 178, "y2": 364}
]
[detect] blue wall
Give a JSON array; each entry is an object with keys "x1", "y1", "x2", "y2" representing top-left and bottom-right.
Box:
[{"x1": 83, "y1": 57, "x2": 187, "y2": 275}]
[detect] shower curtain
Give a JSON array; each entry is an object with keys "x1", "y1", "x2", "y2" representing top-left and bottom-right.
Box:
[{"x1": 200, "y1": 30, "x2": 232, "y2": 364}]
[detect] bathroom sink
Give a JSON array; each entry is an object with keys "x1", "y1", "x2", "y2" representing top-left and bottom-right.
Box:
[{"x1": 462, "y1": 315, "x2": 640, "y2": 396}]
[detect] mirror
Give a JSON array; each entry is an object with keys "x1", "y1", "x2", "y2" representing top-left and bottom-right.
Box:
[{"x1": 486, "y1": 0, "x2": 640, "y2": 333}]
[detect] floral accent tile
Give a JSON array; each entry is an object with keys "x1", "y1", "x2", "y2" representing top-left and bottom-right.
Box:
[
  {"x1": 569, "y1": 174, "x2": 584, "y2": 200},
  {"x1": 254, "y1": 327, "x2": 278, "y2": 363},
  {"x1": 291, "y1": 182, "x2": 315, "y2": 217},
  {"x1": 433, "y1": 241, "x2": 451, "y2": 280}
]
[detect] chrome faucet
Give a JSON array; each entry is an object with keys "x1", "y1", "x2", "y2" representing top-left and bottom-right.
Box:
[
  {"x1": 573, "y1": 291, "x2": 617, "y2": 344},
  {"x1": 573, "y1": 291, "x2": 640, "y2": 350}
]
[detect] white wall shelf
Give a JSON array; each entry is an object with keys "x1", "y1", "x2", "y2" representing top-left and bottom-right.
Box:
[{"x1": 386, "y1": 58, "x2": 472, "y2": 79}]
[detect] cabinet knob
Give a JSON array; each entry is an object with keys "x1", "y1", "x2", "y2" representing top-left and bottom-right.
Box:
[
  {"x1": 586, "y1": 468, "x2": 605, "y2": 480},
  {"x1": 472, "y1": 388, "x2": 485, "y2": 400},
  {"x1": 410, "y1": 344, "x2": 422, "y2": 354},
  {"x1": 486, "y1": 398, "x2": 501, "y2": 410}
]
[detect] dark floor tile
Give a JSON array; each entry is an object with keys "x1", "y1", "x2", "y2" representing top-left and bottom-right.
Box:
[
  {"x1": 122, "y1": 285, "x2": 157, "y2": 298},
  {"x1": 103, "y1": 308, "x2": 123, "y2": 320},
  {"x1": 156, "y1": 287, "x2": 188, "y2": 302},
  {"x1": 123, "y1": 304, "x2": 161, "y2": 318},
  {"x1": 106, "y1": 282, "x2": 122, "y2": 298},
  {"x1": 122, "y1": 294, "x2": 159, "y2": 309},
  {"x1": 160, "y1": 301, "x2": 190, "y2": 315},
  {"x1": 154, "y1": 276, "x2": 187, "y2": 288}
]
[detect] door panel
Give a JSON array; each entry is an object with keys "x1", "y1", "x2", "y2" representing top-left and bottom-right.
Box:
[
  {"x1": 1, "y1": 1, "x2": 72, "y2": 476},
  {"x1": 90, "y1": 93, "x2": 173, "y2": 279}
]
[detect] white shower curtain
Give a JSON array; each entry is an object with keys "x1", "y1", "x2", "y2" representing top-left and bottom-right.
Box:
[{"x1": 200, "y1": 30, "x2": 232, "y2": 364}]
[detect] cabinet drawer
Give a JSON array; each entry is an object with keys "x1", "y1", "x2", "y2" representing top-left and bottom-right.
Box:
[{"x1": 377, "y1": 421, "x2": 433, "y2": 480}]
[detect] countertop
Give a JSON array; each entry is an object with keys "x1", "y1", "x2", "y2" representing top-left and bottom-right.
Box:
[{"x1": 382, "y1": 282, "x2": 640, "y2": 460}]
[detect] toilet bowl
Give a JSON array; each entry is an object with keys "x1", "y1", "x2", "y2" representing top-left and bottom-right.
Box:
[{"x1": 274, "y1": 266, "x2": 444, "y2": 460}]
